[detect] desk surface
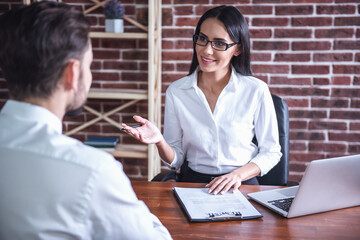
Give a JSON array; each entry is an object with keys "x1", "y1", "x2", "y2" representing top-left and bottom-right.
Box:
[{"x1": 131, "y1": 181, "x2": 360, "y2": 240}]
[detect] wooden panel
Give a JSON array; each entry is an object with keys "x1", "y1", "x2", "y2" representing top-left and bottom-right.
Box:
[
  {"x1": 88, "y1": 88, "x2": 148, "y2": 100},
  {"x1": 109, "y1": 144, "x2": 147, "y2": 158},
  {"x1": 89, "y1": 32, "x2": 148, "y2": 39}
]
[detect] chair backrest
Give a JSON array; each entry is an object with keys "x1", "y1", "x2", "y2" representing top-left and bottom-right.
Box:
[{"x1": 256, "y1": 94, "x2": 289, "y2": 186}]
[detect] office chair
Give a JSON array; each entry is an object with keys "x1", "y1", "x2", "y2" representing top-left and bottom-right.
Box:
[{"x1": 152, "y1": 94, "x2": 291, "y2": 186}]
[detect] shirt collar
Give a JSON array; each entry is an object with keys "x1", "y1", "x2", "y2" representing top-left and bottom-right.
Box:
[
  {"x1": 1, "y1": 100, "x2": 63, "y2": 133},
  {"x1": 178, "y1": 65, "x2": 240, "y2": 92}
]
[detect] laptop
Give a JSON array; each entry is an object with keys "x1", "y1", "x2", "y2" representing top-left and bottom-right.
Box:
[{"x1": 248, "y1": 154, "x2": 360, "y2": 218}]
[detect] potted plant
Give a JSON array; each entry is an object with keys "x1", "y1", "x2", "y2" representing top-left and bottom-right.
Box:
[{"x1": 104, "y1": 0, "x2": 125, "y2": 33}]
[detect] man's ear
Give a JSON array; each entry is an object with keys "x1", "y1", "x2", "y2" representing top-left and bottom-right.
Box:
[
  {"x1": 233, "y1": 44, "x2": 242, "y2": 57},
  {"x1": 62, "y1": 60, "x2": 80, "y2": 91}
]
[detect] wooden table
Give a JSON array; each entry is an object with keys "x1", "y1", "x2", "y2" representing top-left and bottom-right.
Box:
[{"x1": 131, "y1": 181, "x2": 360, "y2": 240}]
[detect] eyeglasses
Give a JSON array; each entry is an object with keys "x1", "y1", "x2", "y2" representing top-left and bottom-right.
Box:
[{"x1": 193, "y1": 34, "x2": 238, "y2": 51}]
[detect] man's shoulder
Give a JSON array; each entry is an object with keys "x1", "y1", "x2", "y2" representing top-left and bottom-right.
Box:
[{"x1": 53, "y1": 134, "x2": 118, "y2": 171}]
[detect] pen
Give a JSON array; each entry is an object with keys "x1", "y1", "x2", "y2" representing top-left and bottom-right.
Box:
[{"x1": 120, "y1": 123, "x2": 142, "y2": 131}]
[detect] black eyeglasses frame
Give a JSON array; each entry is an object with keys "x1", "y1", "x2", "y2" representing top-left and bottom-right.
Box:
[{"x1": 193, "y1": 34, "x2": 238, "y2": 51}]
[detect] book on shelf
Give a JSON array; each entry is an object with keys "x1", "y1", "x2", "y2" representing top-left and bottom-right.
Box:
[{"x1": 84, "y1": 136, "x2": 119, "y2": 151}]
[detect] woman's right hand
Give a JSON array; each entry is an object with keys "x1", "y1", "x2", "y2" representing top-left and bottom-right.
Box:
[{"x1": 121, "y1": 115, "x2": 164, "y2": 145}]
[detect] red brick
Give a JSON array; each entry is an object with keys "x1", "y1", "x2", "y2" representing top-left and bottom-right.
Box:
[
  {"x1": 122, "y1": 51, "x2": 147, "y2": 60},
  {"x1": 289, "y1": 162, "x2": 307, "y2": 172},
  {"x1": 216, "y1": 0, "x2": 254, "y2": 4},
  {"x1": 290, "y1": 120, "x2": 308, "y2": 129},
  {"x1": 162, "y1": 8, "x2": 173, "y2": 26},
  {"x1": 103, "y1": 61, "x2": 138, "y2": 71},
  {"x1": 292, "y1": 41, "x2": 331, "y2": 51},
  {"x1": 289, "y1": 110, "x2": 327, "y2": 119},
  {"x1": 93, "y1": 50, "x2": 120, "y2": 59},
  {"x1": 276, "y1": 5, "x2": 313, "y2": 15},
  {"x1": 175, "y1": 0, "x2": 209, "y2": 4},
  {"x1": 335, "y1": 17, "x2": 360, "y2": 26},
  {"x1": 91, "y1": 61, "x2": 102, "y2": 70},
  {"x1": 252, "y1": 18, "x2": 289, "y2": 27},
  {"x1": 349, "y1": 145, "x2": 360, "y2": 154},
  {"x1": 250, "y1": 29, "x2": 272, "y2": 39},
  {"x1": 275, "y1": 29, "x2": 312, "y2": 38},
  {"x1": 332, "y1": 76, "x2": 351, "y2": 85},
  {"x1": 254, "y1": 0, "x2": 290, "y2": 3},
  {"x1": 309, "y1": 143, "x2": 347, "y2": 153},
  {"x1": 290, "y1": 153, "x2": 326, "y2": 162},
  {"x1": 162, "y1": 51, "x2": 192, "y2": 61},
  {"x1": 176, "y1": 17, "x2": 199, "y2": 27},
  {"x1": 356, "y1": 53, "x2": 360, "y2": 62},
  {"x1": 175, "y1": 40, "x2": 193, "y2": 49},
  {"x1": 285, "y1": 99, "x2": 309, "y2": 108},
  {"x1": 330, "y1": 110, "x2": 360, "y2": 120},
  {"x1": 290, "y1": 130, "x2": 325, "y2": 141},
  {"x1": 309, "y1": 121, "x2": 347, "y2": 131},
  {"x1": 162, "y1": 40, "x2": 174, "y2": 49},
  {"x1": 274, "y1": 53, "x2": 310, "y2": 62},
  {"x1": 294, "y1": 0, "x2": 332, "y2": 3},
  {"x1": 174, "y1": 6, "x2": 194, "y2": 15},
  {"x1": 354, "y1": 76, "x2": 360, "y2": 85},
  {"x1": 350, "y1": 123, "x2": 360, "y2": 131},
  {"x1": 270, "y1": 77, "x2": 311, "y2": 85},
  {"x1": 292, "y1": 65, "x2": 330, "y2": 75},
  {"x1": 238, "y1": 6, "x2": 272, "y2": 15},
  {"x1": 315, "y1": 28, "x2": 354, "y2": 38},
  {"x1": 312, "y1": 98, "x2": 349, "y2": 108},
  {"x1": 334, "y1": 40, "x2": 360, "y2": 50},
  {"x1": 252, "y1": 64, "x2": 289, "y2": 74},
  {"x1": 333, "y1": 65, "x2": 360, "y2": 74},
  {"x1": 251, "y1": 53, "x2": 272, "y2": 61},
  {"x1": 176, "y1": 63, "x2": 191, "y2": 72},
  {"x1": 331, "y1": 88, "x2": 360, "y2": 97},
  {"x1": 270, "y1": 87, "x2": 329, "y2": 97},
  {"x1": 162, "y1": 73, "x2": 186, "y2": 83},
  {"x1": 351, "y1": 99, "x2": 360, "y2": 108},
  {"x1": 317, "y1": 5, "x2": 356, "y2": 14},
  {"x1": 162, "y1": 63, "x2": 175, "y2": 72},
  {"x1": 313, "y1": 53, "x2": 353, "y2": 62},
  {"x1": 329, "y1": 132, "x2": 360, "y2": 142},
  {"x1": 292, "y1": 17, "x2": 332, "y2": 26},
  {"x1": 92, "y1": 72, "x2": 120, "y2": 81},
  {"x1": 162, "y1": 28, "x2": 194, "y2": 38},
  {"x1": 252, "y1": 41, "x2": 289, "y2": 51},
  {"x1": 102, "y1": 82, "x2": 138, "y2": 89},
  {"x1": 122, "y1": 72, "x2": 148, "y2": 81},
  {"x1": 101, "y1": 39, "x2": 137, "y2": 49},
  {"x1": 313, "y1": 78, "x2": 330, "y2": 85}
]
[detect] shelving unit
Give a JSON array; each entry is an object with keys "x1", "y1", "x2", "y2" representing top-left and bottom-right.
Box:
[{"x1": 23, "y1": 0, "x2": 162, "y2": 180}]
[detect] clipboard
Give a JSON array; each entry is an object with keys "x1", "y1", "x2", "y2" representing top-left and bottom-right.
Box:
[{"x1": 173, "y1": 187, "x2": 262, "y2": 222}]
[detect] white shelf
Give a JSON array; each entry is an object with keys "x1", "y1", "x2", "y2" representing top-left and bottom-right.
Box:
[
  {"x1": 88, "y1": 88, "x2": 148, "y2": 100},
  {"x1": 89, "y1": 32, "x2": 148, "y2": 39}
]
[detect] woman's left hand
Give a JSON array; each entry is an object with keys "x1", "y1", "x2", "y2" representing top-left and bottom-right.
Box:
[
  {"x1": 205, "y1": 171, "x2": 243, "y2": 195},
  {"x1": 205, "y1": 163, "x2": 261, "y2": 195}
]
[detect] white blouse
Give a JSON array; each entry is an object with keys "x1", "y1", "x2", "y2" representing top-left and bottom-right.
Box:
[{"x1": 162, "y1": 67, "x2": 282, "y2": 176}]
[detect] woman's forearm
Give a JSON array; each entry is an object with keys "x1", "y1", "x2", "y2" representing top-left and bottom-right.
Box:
[{"x1": 155, "y1": 139, "x2": 175, "y2": 164}]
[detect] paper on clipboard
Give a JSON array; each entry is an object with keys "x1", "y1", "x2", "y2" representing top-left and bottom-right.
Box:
[{"x1": 173, "y1": 187, "x2": 262, "y2": 222}]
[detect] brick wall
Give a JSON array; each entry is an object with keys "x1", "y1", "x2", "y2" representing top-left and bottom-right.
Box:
[{"x1": 0, "y1": 0, "x2": 359, "y2": 182}]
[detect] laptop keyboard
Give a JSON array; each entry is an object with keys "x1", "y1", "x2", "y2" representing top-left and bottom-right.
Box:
[{"x1": 268, "y1": 197, "x2": 294, "y2": 212}]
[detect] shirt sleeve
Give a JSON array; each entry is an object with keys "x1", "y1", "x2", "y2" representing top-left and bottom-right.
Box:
[
  {"x1": 89, "y1": 157, "x2": 172, "y2": 240},
  {"x1": 161, "y1": 87, "x2": 185, "y2": 170},
  {"x1": 250, "y1": 87, "x2": 282, "y2": 176}
]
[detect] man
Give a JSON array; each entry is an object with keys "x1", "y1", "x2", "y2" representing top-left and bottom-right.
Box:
[{"x1": 0, "y1": 2, "x2": 171, "y2": 239}]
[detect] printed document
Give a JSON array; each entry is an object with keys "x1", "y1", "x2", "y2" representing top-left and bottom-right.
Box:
[{"x1": 173, "y1": 187, "x2": 262, "y2": 222}]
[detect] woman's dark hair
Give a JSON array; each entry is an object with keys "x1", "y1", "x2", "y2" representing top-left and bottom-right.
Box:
[
  {"x1": 0, "y1": 1, "x2": 90, "y2": 100},
  {"x1": 188, "y1": 5, "x2": 252, "y2": 76}
]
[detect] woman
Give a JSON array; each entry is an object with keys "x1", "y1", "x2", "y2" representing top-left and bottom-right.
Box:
[{"x1": 122, "y1": 6, "x2": 282, "y2": 195}]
